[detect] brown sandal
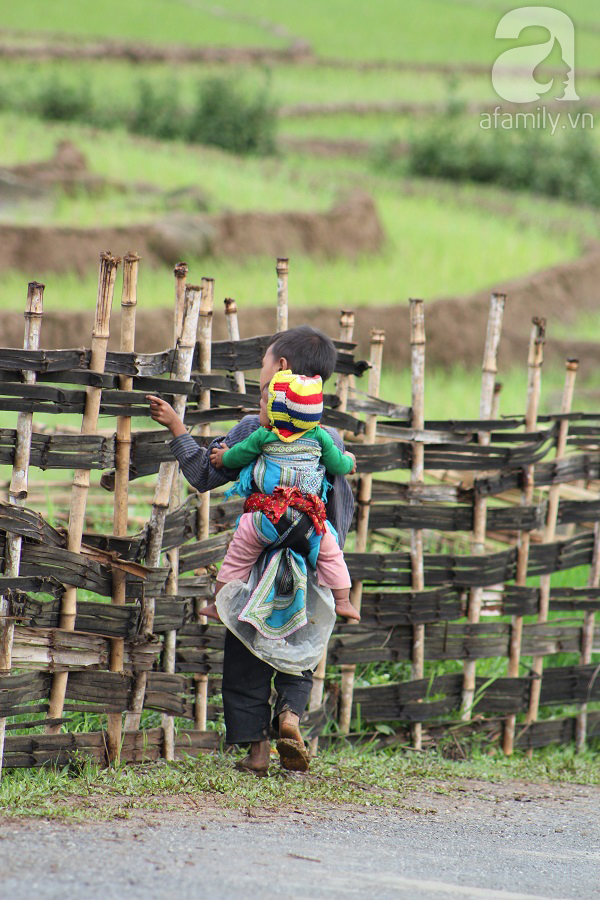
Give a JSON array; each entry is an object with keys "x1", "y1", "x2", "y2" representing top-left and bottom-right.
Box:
[{"x1": 276, "y1": 738, "x2": 310, "y2": 773}]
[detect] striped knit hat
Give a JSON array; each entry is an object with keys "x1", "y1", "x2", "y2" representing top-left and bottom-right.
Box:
[{"x1": 267, "y1": 369, "x2": 324, "y2": 442}]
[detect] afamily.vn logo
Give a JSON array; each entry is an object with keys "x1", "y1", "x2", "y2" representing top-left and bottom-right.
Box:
[{"x1": 492, "y1": 7, "x2": 579, "y2": 103}]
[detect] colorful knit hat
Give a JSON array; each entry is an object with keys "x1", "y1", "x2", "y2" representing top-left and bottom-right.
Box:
[{"x1": 267, "y1": 369, "x2": 324, "y2": 442}]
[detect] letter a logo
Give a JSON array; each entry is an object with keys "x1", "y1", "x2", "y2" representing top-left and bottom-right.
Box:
[{"x1": 492, "y1": 7, "x2": 579, "y2": 103}]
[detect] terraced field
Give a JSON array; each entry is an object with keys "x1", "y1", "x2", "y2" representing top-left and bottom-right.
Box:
[{"x1": 1, "y1": 0, "x2": 599, "y2": 358}]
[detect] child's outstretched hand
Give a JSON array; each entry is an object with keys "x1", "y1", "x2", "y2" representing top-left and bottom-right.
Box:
[
  {"x1": 209, "y1": 442, "x2": 228, "y2": 469},
  {"x1": 345, "y1": 451, "x2": 357, "y2": 475},
  {"x1": 146, "y1": 395, "x2": 187, "y2": 437}
]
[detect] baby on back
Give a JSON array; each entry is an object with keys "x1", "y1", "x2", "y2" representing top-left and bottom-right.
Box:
[{"x1": 201, "y1": 368, "x2": 360, "y2": 627}]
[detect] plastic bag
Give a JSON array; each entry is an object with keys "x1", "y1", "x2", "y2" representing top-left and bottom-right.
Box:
[{"x1": 216, "y1": 567, "x2": 336, "y2": 675}]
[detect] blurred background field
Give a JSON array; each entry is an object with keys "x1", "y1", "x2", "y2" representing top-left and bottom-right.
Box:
[{"x1": 1, "y1": 0, "x2": 600, "y2": 408}]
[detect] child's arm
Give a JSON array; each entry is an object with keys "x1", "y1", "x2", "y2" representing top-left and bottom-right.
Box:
[
  {"x1": 217, "y1": 427, "x2": 275, "y2": 469},
  {"x1": 315, "y1": 427, "x2": 356, "y2": 475},
  {"x1": 147, "y1": 395, "x2": 187, "y2": 438},
  {"x1": 148, "y1": 396, "x2": 261, "y2": 492}
]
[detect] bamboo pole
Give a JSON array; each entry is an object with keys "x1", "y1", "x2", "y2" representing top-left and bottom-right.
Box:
[
  {"x1": 107, "y1": 253, "x2": 140, "y2": 764},
  {"x1": 0, "y1": 281, "x2": 44, "y2": 774},
  {"x1": 491, "y1": 382, "x2": 502, "y2": 420},
  {"x1": 576, "y1": 519, "x2": 600, "y2": 751},
  {"x1": 161, "y1": 264, "x2": 189, "y2": 761},
  {"x1": 224, "y1": 298, "x2": 245, "y2": 394},
  {"x1": 309, "y1": 310, "x2": 354, "y2": 755},
  {"x1": 409, "y1": 299, "x2": 426, "y2": 750},
  {"x1": 503, "y1": 317, "x2": 545, "y2": 756},
  {"x1": 461, "y1": 293, "x2": 506, "y2": 719},
  {"x1": 525, "y1": 360, "x2": 578, "y2": 737},
  {"x1": 125, "y1": 283, "x2": 202, "y2": 732},
  {"x1": 193, "y1": 277, "x2": 214, "y2": 732},
  {"x1": 276, "y1": 258, "x2": 289, "y2": 333},
  {"x1": 338, "y1": 327, "x2": 385, "y2": 735},
  {"x1": 173, "y1": 262, "x2": 188, "y2": 344},
  {"x1": 48, "y1": 253, "x2": 120, "y2": 732}
]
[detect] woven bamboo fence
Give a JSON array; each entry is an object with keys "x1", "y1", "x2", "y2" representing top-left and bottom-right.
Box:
[{"x1": 0, "y1": 252, "x2": 599, "y2": 771}]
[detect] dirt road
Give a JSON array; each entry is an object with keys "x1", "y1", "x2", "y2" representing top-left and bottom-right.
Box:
[{"x1": 1, "y1": 778, "x2": 598, "y2": 899}]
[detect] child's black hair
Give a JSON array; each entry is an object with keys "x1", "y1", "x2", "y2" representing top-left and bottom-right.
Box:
[{"x1": 266, "y1": 325, "x2": 337, "y2": 383}]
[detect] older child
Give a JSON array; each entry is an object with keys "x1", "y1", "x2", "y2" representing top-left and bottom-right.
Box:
[{"x1": 147, "y1": 325, "x2": 356, "y2": 775}]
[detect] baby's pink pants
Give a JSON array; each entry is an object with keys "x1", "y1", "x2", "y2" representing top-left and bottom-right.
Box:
[{"x1": 218, "y1": 512, "x2": 351, "y2": 589}]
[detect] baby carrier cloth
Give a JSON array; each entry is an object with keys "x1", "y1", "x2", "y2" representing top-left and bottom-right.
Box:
[{"x1": 215, "y1": 434, "x2": 337, "y2": 673}]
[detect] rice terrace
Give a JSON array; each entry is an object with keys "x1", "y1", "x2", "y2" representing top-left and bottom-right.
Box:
[{"x1": 0, "y1": 3, "x2": 599, "y2": 899}]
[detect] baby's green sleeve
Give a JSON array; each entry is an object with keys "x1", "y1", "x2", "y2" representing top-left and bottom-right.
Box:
[
  {"x1": 221, "y1": 427, "x2": 274, "y2": 469},
  {"x1": 315, "y1": 427, "x2": 354, "y2": 475}
]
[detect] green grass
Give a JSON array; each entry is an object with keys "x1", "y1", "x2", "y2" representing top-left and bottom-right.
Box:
[
  {"x1": 2, "y1": 57, "x2": 600, "y2": 151},
  {"x1": 0, "y1": 58, "x2": 513, "y2": 110},
  {"x1": 0, "y1": 113, "x2": 337, "y2": 217},
  {"x1": 554, "y1": 309, "x2": 600, "y2": 343},
  {"x1": 379, "y1": 362, "x2": 600, "y2": 420},
  {"x1": 0, "y1": 742, "x2": 599, "y2": 821},
  {"x1": 0, "y1": 60, "x2": 458, "y2": 108},
  {"x1": 221, "y1": 0, "x2": 600, "y2": 64},
  {"x1": 4, "y1": 0, "x2": 600, "y2": 66},
  {"x1": 0, "y1": 127, "x2": 579, "y2": 312},
  {"x1": 8, "y1": 0, "x2": 600, "y2": 66},
  {"x1": 0, "y1": 0, "x2": 284, "y2": 48}
]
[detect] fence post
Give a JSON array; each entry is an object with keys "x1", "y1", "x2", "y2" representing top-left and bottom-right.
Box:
[
  {"x1": 107, "y1": 252, "x2": 140, "y2": 764},
  {"x1": 503, "y1": 317, "x2": 545, "y2": 755},
  {"x1": 125, "y1": 283, "x2": 202, "y2": 733},
  {"x1": 0, "y1": 281, "x2": 45, "y2": 774},
  {"x1": 461, "y1": 293, "x2": 506, "y2": 718},
  {"x1": 161, "y1": 263, "x2": 191, "y2": 762},
  {"x1": 338, "y1": 327, "x2": 385, "y2": 734},
  {"x1": 174, "y1": 262, "x2": 188, "y2": 344},
  {"x1": 48, "y1": 252, "x2": 120, "y2": 732},
  {"x1": 276, "y1": 258, "x2": 289, "y2": 333},
  {"x1": 576, "y1": 519, "x2": 600, "y2": 752},
  {"x1": 409, "y1": 298, "x2": 426, "y2": 750},
  {"x1": 309, "y1": 309, "x2": 355, "y2": 754},
  {"x1": 193, "y1": 276, "x2": 214, "y2": 732},
  {"x1": 224, "y1": 298, "x2": 246, "y2": 394},
  {"x1": 525, "y1": 359, "x2": 578, "y2": 739}
]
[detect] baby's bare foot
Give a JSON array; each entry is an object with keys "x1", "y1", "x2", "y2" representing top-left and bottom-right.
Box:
[
  {"x1": 196, "y1": 602, "x2": 221, "y2": 622},
  {"x1": 335, "y1": 600, "x2": 360, "y2": 621}
]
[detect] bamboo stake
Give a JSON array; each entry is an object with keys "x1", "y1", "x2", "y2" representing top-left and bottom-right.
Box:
[
  {"x1": 173, "y1": 262, "x2": 188, "y2": 344},
  {"x1": 224, "y1": 298, "x2": 245, "y2": 394},
  {"x1": 48, "y1": 252, "x2": 120, "y2": 732},
  {"x1": 525, "y1": 360, "x2": 577, "y2": 737},
  {"x1": 309, "y1": 310, "x2": 354, "y2": 755},
  {"x1": 491, "y1": 382, "x2": 502, "y2": 420},
  {"x1": 576, "y1": 519, "x2": 600, "y2": 751},
  {"x1": 193, "y1": 277, "x2": 214, "y2": 732},
  {"x1": 125, "y1": 283, "x2": 202, "y2": 732},
  {"x1": 338, "y1": 327, "x2": 385, "y2": 734},
  {"x1": 503, "y1": 317, "x2": 545, "y2": 756},
  {"x1": 461, "y1": 293, "x2": 506, "y2": 719},
  {"x1": 0, "y1": 281, "x2": 44, "y2": 774},
  {"x1": 276, "y1": 258, "x2": 289, "y2": 333},
  {"x1": 409, "y1": 299, "x2": 426, "y2": 750},
  {"x1": 161, "y1": 264, "x2": 189, "y2": 761},
  {"x1": 107, "y1": 253, "x2": 139, "y2": 764}
]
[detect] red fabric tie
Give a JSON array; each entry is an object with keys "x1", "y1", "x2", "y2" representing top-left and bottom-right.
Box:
[{"x1": 244, "y1": 486, "x2": 327, "y2": 536}]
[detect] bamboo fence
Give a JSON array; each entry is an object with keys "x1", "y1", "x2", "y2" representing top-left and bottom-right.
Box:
[{"x1": 0, "y1": 252, "x2": 599, "y2": 772}]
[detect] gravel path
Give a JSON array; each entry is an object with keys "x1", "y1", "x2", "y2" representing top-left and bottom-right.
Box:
[{"x1": 1, "y1": 779, "x2": 599, "y2": 899}]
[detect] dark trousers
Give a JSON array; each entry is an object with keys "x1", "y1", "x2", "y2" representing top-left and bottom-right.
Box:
[{"x1": 222, "y1": 628, "x2": 313, "y2": 744}]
